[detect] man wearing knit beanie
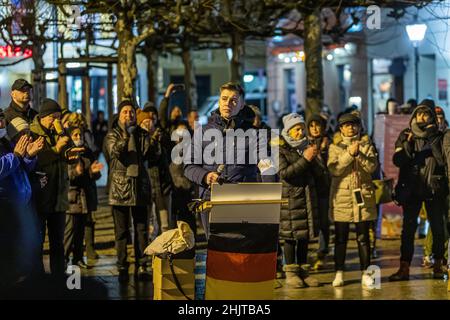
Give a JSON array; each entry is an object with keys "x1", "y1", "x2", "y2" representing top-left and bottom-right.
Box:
[
  {"x1": 39, "y1": 98, "x2": 62, "y2": 118},
  {"x1": 390, "y1": 98, "x2": 448, "y2": 282},
  {"x1": 29, "y1": 97, "x2": 71, "y2": 277},
  {"x1": 103, "y1": 99, "x2": 152, "y2": 282}
]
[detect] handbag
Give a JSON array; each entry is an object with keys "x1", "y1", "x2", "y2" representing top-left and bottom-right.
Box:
[{"x1": 373, "y1": 177, "x2": 394, "y2": 204}]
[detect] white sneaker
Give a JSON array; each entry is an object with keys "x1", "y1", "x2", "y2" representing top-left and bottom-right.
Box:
[
  {"x1": 362, "y1": 271, "x2": 375, "y2": 289},
  {"x1": 332, "y1": 271, "x2": 344, "y2": 287}
]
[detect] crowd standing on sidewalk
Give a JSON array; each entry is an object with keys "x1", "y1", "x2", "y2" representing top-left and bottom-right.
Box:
[{"x1": 1, "y1": 78, "x2": 450, "y2": 295}]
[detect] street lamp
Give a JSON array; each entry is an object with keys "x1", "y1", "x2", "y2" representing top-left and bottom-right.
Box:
[{"x1": 406, "y1": 23, "x2": 427, "y2": 101}]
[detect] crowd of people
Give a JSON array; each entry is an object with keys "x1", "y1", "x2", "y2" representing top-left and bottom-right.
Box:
[{"x1": 1, "y1": 77, "x2": 450, "y2": 295}]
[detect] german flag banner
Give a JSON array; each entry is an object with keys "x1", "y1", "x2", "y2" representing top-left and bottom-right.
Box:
[{"x1": 205, "y1": 183, "x2": 282, "y2": 300}]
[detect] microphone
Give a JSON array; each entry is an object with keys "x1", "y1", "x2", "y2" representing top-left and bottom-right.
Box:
[{"x1": 216, "y1": 164, "x2": 226, "y2": 185}]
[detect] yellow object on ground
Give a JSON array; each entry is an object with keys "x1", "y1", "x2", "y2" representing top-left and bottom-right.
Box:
[{"x1": 152, "y1": 256, "x2": 195, "y2": 300}]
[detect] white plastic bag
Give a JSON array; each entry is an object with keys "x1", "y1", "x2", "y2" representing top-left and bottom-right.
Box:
[{"x1": 144, "y1": 221, "x2": 195, "y2": 256}]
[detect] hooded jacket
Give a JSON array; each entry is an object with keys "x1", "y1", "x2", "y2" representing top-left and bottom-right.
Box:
[{"x1": 393, "y1": 102, "x2": 448, "y2": 202}]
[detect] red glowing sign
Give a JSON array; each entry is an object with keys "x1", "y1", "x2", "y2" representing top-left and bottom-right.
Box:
[{"x1": 0, "y1": 45, "x2": 32, "y2": 59}]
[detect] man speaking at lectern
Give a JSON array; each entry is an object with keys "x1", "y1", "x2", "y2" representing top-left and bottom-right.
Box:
[{"x1": 184, "y1": 82, "x2": 276, "y2": 238}]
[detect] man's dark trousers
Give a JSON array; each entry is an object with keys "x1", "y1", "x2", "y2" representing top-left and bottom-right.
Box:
[
  {"x1": 400, "y1": 198, "x2": 446, "y2": 263},
  {"x1": 112, "y1": 205, "x2": 149, "y2": 270}
]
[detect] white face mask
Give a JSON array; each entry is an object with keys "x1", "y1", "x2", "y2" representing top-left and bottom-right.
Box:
[
  {"x1": 0, "y1": 128, "x2": 6, "y2": 138},
  {"x1": 73, "y1": 139, "x2": 84, "y2": 147}
]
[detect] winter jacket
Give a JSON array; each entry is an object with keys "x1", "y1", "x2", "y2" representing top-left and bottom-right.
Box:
[
  {"x1": 277, "y1": 136, "x2": 319, "y2": 241},
  {"x1": 184, "y1": 106, "x2": 269, "y2": 201},
  {"x1": 393, "y1": 106, "x2": 448, "y2": 202},
  {"x1": 0, "y1": 139, "x2": 40, "y2": 286},
  {"x1": 30, "y1": 116, "x2": 70, "y2": 213},
  {"x1": 103, "y1": 118, "x2": 151, "y2": 207},
  {"x1": 4, "y1": 100, "x2": 38, "y2": 125},
  {"x1": 328, "y1": 133, "x2": 378, "y2": 223},
  {"x1": 67, "y1": 147, "x2": 101, "y2": 214},
  {"x1": 0, "y1": 138, "x2": 36, "y2": 204}
]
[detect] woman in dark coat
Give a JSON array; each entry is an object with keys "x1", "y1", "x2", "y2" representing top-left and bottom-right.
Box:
[
  {"x1": 307, "y1": 114, "x2": 331, "y2": 270},
  {"x1": 278, "y1": 113, "x2": 320, "y2": 288},
  {"x1": 64, "y1": 126, "x2": 103, "y2": 269}
]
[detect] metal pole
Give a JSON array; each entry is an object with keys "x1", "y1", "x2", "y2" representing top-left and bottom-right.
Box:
[{"x1": 415, "y1": 45, "x2": 419, "y2": 101}]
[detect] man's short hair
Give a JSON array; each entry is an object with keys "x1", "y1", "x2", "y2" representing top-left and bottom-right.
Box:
[{"x1": 220, "y1": 82, "x2": 245, "y2": 98}]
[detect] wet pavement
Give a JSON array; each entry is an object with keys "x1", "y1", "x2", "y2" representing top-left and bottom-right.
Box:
[{"x1": 42, "y1": 187, "x2": 450, "y2": 300}]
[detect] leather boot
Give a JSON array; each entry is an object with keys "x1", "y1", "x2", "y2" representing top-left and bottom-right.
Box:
[
  {"x1": 283, "y1": 264, "x2": 306, "y2": 288},
  {"x1": 85, "y1": 223, "x2": 99, "y2": 260},
  {"x1": 388, "y1": 261, "x2": 410, "y2": 281},
  {"x1": 433, "y1": 259, "x2": 446, "y2": 279},
  {"x1": 298, "y1": 265, "x2": 321, "y2": 287}
]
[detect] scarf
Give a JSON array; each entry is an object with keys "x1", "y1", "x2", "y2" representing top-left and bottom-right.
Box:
[
  {"x1": 410, "y1": 118, "x2": 438, "y2": 139},
  {"x1": 119, "y1": 121, "x2": 139, "y2": 177}
]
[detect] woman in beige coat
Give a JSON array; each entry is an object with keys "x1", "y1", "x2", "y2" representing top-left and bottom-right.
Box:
[{"x1": 327, "y1": 112, "x2": 378, "y2": 288}]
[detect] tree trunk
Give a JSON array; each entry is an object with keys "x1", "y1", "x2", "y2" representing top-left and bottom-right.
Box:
[
  {"x1": 31, "y1": 42, "x2": 46, "y2": 110},
  {"x1": 304, "y1": 9, "x2": 323, "y2": 120},
  {"x1": 57, "y1": 61, "x2": 68, "y2": 111},
  {"x1": 181, "y1": 47, "x2": 198, "y2": 112},
  {"x1": 144, "y1": 44, "x2": 158, "y2": 105},
  {"x1": 116, "y1": 13, "x2": 137, "y2": 104},
  {"x1": 230, "y1": 31, "x2": 244, "y2": 83}
]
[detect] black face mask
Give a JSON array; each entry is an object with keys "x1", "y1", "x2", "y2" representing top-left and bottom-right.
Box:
[{"x1": 417, "y1": 122, "x2": 428, "y2": 129}]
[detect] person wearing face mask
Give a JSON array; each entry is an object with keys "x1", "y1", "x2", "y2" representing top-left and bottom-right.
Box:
[
  {"x1": 328, "y1": 113, "x2": 379, "y2": 288},
  {"x1": 390, "y1": 99, "x2": 448, "y2": 281},
  {"x1": 104, "y1": 100, "x2": 152, "y2": 283},
  {"x1": 0, "y1": 108, "x2": 44, "y2": 289},
  {"x1": 4, "y1": 79, "x2": 37, "y2": 129},
  {"x1": 184, "y1": 82, "x2": 274, "y2": 239},
  {"x1": 278, "y1": 113, "x2": 321, "y2": 288},
  {"x1": 63, "y1": 126, "x2": 103, "y2": 270}
]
